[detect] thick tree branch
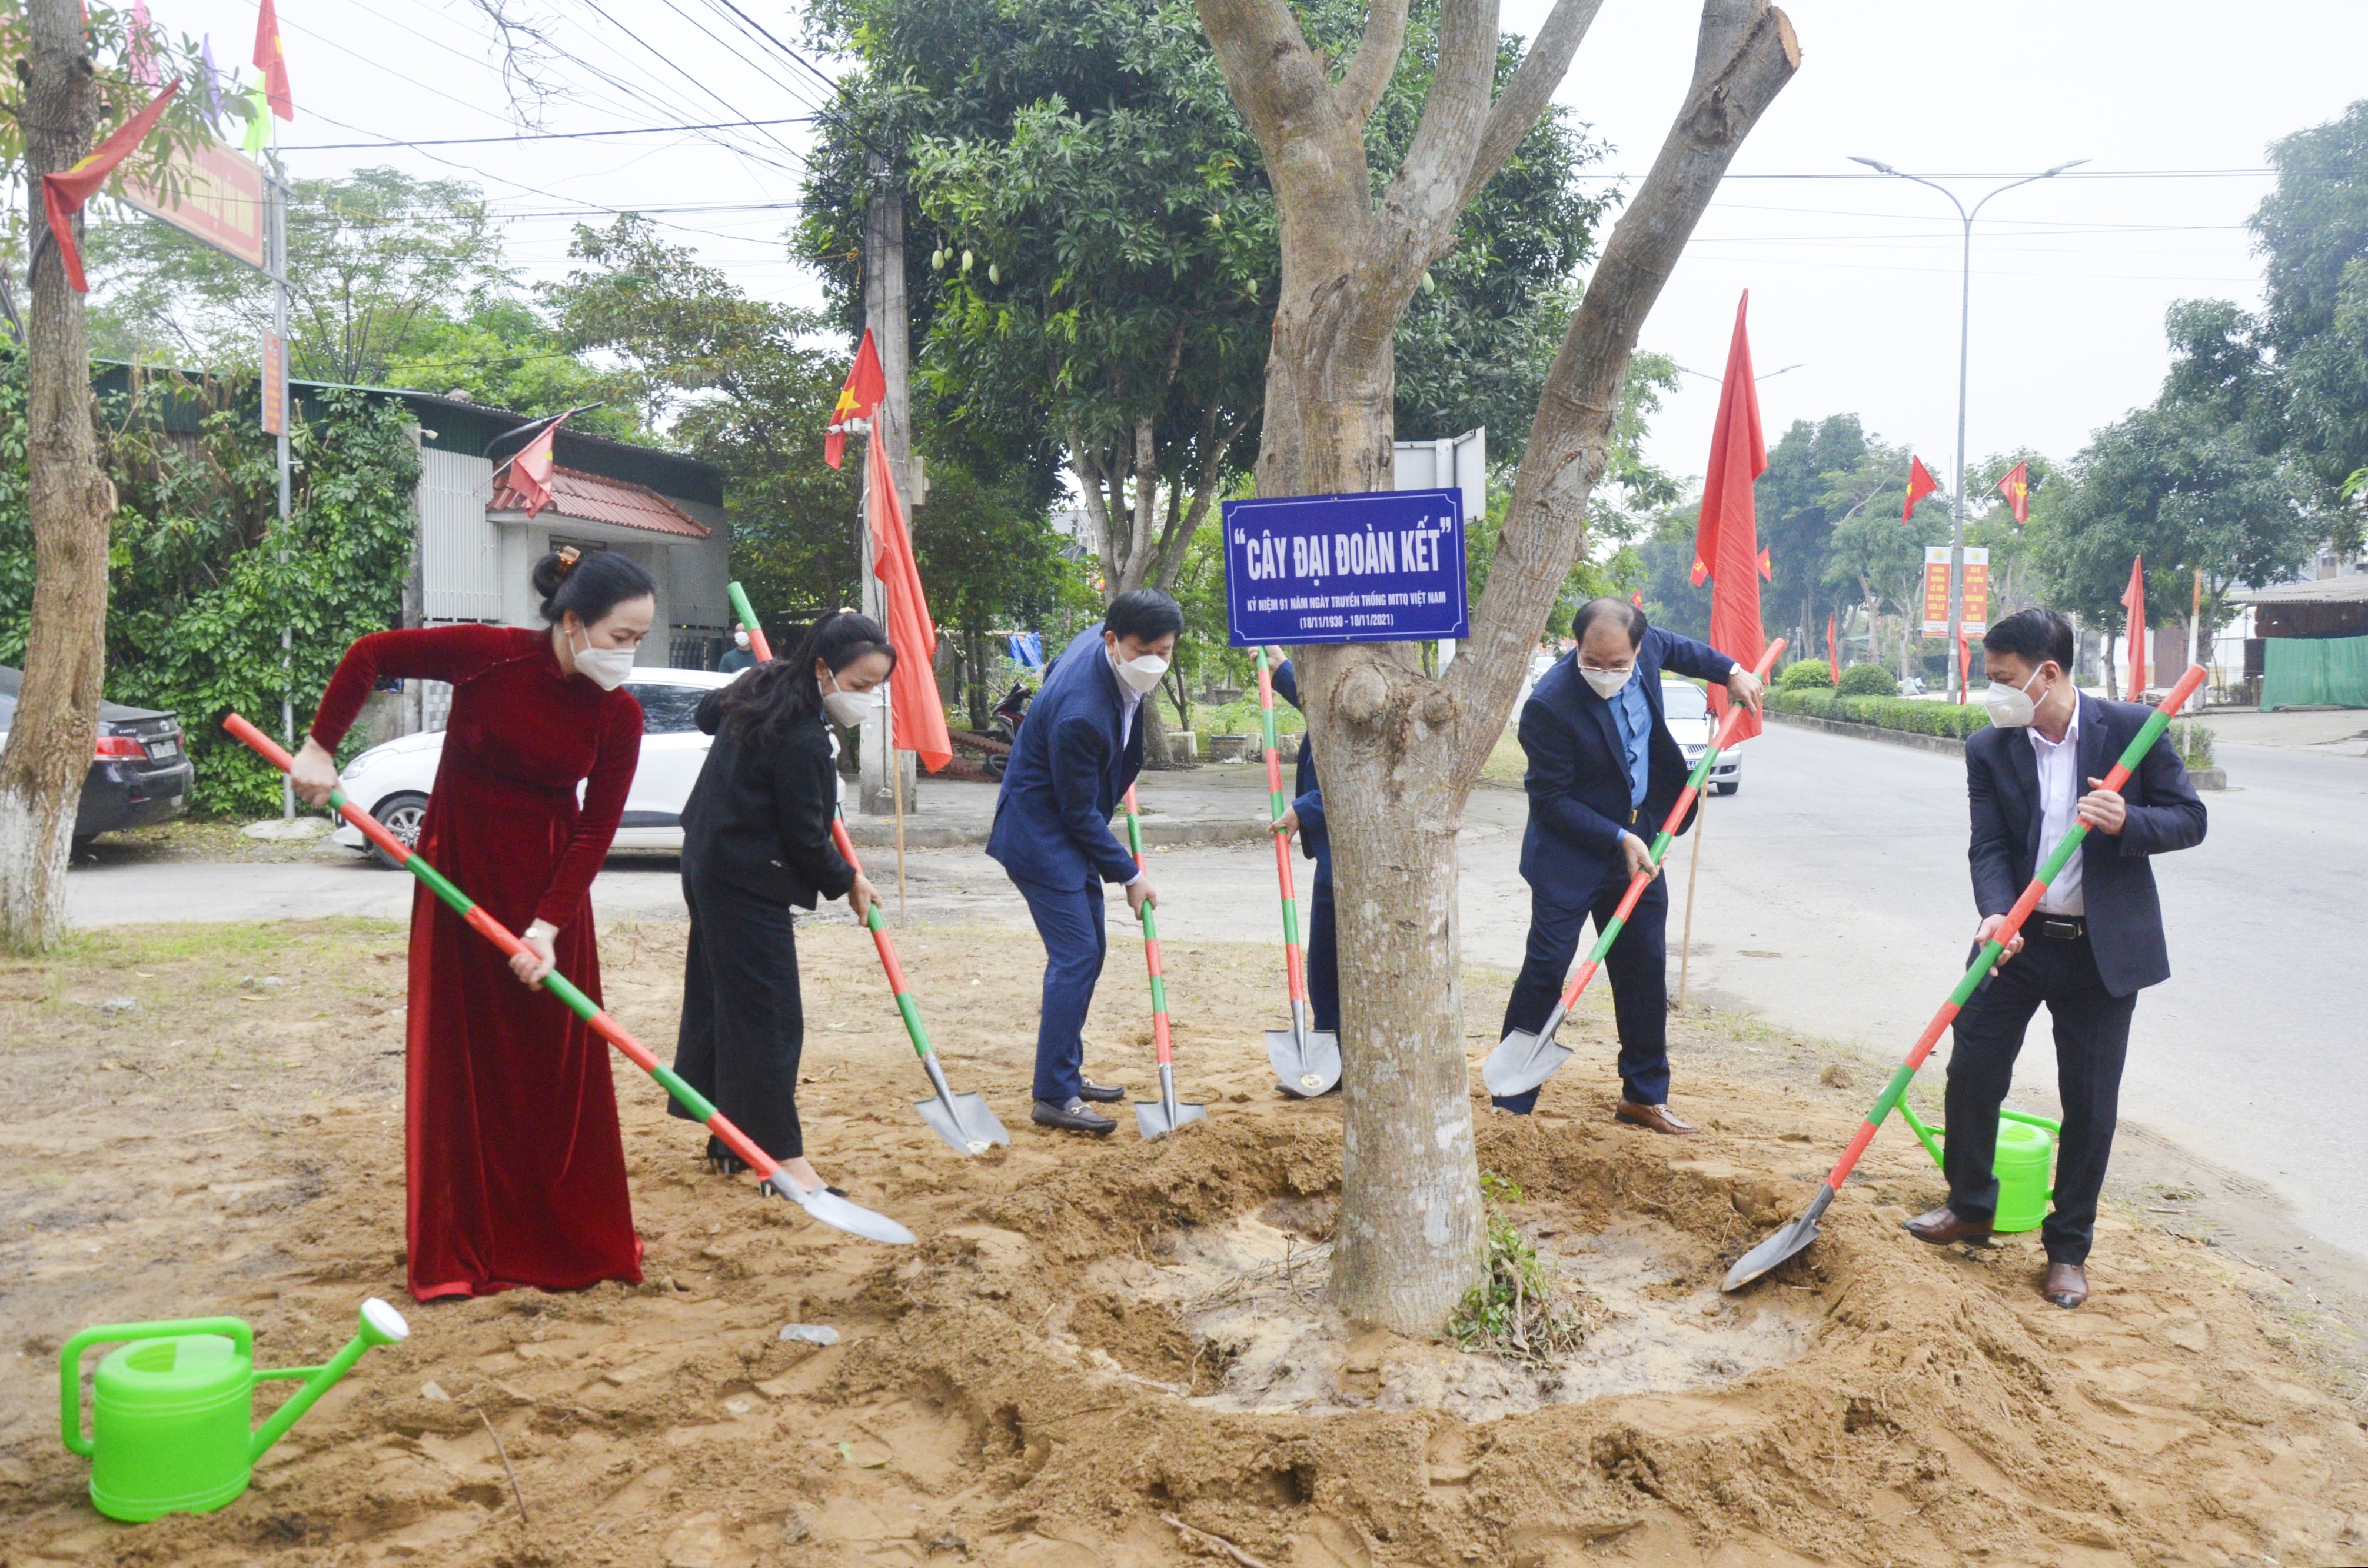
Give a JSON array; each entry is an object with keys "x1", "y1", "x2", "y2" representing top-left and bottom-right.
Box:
[
  {"x1": 1193, "y1": 0, "x2": 1332, "y2": 158},
  {"x1": 1444, "y1": 1, "x2": 1799, "y2": 778},
  {"x1": 1461, "y1": 0, "x2": 1609, "y2": 206},
  {"x1": 1334, "y1": 0, "x2": 1411, "y2": 127}
]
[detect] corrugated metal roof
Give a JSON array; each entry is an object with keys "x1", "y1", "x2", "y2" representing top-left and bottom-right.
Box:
[
  {"x1": 489, "y1": 465, "x2": 712, "y2": 540},
  {"x1": 2229, "y1": 575, "x2": 2368, "y2": 605}
]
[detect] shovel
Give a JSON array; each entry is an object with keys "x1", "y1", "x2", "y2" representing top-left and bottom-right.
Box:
[
  {"x1": 829, "y1": 813, "x2": 1010, "y2": 1156},
  {"x1": 1484, "y1": 640, "x2": 1785, "y2": 1098},
  {"x1": 225, "y1": 713, "x2": 916, "y2": 1248},
  {"x1": 1254, "y1": 648, "x2": 1341, "y2": 1098},
  {"x1": 728, "y1": 582, "x2": 1006, "y2": 1157},
  {"x1": 1120, "y1": 785, "x2": 1205, "y2": 1139},
  {"x1": 1723, "y1": 663, "x2": 2207, "y2": 1291}
]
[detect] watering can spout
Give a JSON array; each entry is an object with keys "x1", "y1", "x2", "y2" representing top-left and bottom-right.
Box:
[{"x1": 247, "y1": 1299, "x2": 408, "y2": 1465}]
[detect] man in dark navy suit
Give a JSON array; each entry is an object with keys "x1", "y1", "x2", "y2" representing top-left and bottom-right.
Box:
[
  {"x1": 1496, "y1": 598, "x2": 1764, "y2": 1131},
  {"x1": 987, "y1": 589, "x2": 1183, "y2": 1136},
  {"x1": 1904, "y1": 608, "x2": 2206, "y2": 1309}
]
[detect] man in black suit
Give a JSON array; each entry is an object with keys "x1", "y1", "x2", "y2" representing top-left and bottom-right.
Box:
[
  {"x1": 1905, "y1": 608, "x2": 2207, "y2": 1309},
  {"x1": 1496, "y1": 598, "x2": 1763, "y2": 1131}
]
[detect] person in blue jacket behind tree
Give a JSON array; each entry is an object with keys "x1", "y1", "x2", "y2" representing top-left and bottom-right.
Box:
[
  {"x1": 986, "y1": 589, "x2": 1183, "y2": 1137},
  {"x1": 1262, "y1": 645, "x2": 1338, "y2": 1091}
]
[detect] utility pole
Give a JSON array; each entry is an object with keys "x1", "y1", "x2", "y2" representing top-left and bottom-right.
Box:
[
  {"x1": 859, "y1": 154, "x2": 916, "y2": 815},
  {"x1": 267, "y1": 150, "x2": 295, "y2": 818},
  {"x1": 1848, "y1": 155, "x2": 2085, "y2": 699}
]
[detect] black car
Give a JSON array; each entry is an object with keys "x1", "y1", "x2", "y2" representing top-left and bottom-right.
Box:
[{"x1": 0, "y1": 665, "x2": 195, "y2": 848}]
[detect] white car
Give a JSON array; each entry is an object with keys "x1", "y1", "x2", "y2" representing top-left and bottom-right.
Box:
[
  {"x1": 330, "y1": 667, "x2": 733, "y2": 865},
  {"x1": 1662, "y1": 677, "x2": 1743, "y2": 795}
]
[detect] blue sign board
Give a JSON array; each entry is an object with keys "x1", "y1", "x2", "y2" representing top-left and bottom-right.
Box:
[{"x1": 1222, "y1": 488, "x2": 1468, "y2": 648}]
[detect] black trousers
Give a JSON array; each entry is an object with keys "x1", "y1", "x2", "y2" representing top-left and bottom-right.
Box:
[
  {"x1": 1495, "y1": 874, "x2": 1671, "y2": 1114},
  {"x1": 1943, "y1": 928, "x2": 2137, "y2": 1267},
  {"x1": 1305, "y1": 855, "x2": 1338, "y2": 1034},
  {"x1": 672, "y1": 861, "x2": 807, "y2": 1160}
]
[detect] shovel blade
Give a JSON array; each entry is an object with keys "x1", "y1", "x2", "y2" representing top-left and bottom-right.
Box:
[
  {"x1": 763, "y1": 1175, "x2": 917, "y2": 1246},
  {"x1": 1133, "y1": 1099, "x2": 1208, "y2": 1140},
  {"x1": 1722, "y1": 1210, "x2": 1823, "y2": 1292},
  {"x1": 914, "y1": 1091, "x2": 1009, "y2": 1157},
  {"x1": 1266, "y1": 1027, "x2": 1342, "y2": 1098},
  {"x1": 1482, "y1": 1027, "x2": 1572, "y2": 1098}
]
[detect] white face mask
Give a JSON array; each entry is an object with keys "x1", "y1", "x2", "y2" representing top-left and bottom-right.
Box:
[
  {"x1": 1982, "y1": 666, "x2": 2046, "y2": 728},
  {"x1": 820, "y1": 673, "x2": 877, "y2": 728},
  {"x1": 570, "y1": 630, "x2": 636, "y2": 691},
  {"x1": 1579, "y1": 663, "x2": 1633, "y2": 701},
  {"x1": 1113, "y1": 649, "x2": 1169, "y2": 695}
]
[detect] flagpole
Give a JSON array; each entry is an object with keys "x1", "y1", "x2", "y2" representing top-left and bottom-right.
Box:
[{"x1": 267, "y1": 147, "x2": 294, "y2": 820}]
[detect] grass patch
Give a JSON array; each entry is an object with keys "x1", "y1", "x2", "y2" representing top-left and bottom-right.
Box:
[
  {"x1": 1446, "y1": 1173, "x2": 1600, "y2": 1364},
  {"x1": 1481, "y1": 728, "x2": 1528, "y2": 784}
]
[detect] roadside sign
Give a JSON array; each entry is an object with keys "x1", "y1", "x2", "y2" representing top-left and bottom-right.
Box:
[
  {"x1": 1922, "y1": 546, "x2": 1990, "y2": 637},
  {"x1": 1223, "y1": 488, "x2": 1468, "y2": 647},
  {"x1": 118, "y1": 137, "x2": 267, "y2": 271},
  {"x1": 261, "y1": 332, "x2": 287, "y2": 436}
]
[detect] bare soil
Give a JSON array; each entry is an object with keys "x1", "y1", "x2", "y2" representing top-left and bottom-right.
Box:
[{"x1": 5, "y1": 916, "x2": 2367, "y2": 1567}]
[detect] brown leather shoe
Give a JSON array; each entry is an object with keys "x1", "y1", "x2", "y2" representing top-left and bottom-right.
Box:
[
  {"x1": 1903, "y1": 1205, "x2": 1994, "y2": 1246},
  {"x1": 1614, "y1": 1100, "x2": 1697, "y2": 1136},
  {"x1": 2043, "y1": 1262, "x2": 2088, "y2": 1309}
]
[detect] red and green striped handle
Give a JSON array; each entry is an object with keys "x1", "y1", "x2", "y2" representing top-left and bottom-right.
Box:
[
  {"x1": 1812, "y1": 662, "x2": 2209, "y2": 1199},
  {"x1": 222, "y1": 711, "x2": 789, "y2": 1190},
  {"x1": 727, "y1": 582, "x2": 773, "y2": 663},
  {"x1": 1534, "y1": 639, "x2": 1785, "y2": 1037},
  {"x1": 1120, "y1": 785, "x2": 1174, "y2": 1067},
  {"x1": 1253, "y1": 650, "x2": 1311, "y2": 1017}
]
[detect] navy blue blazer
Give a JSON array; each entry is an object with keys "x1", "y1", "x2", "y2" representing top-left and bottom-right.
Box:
[
  {"x1": 986, "y1": 625, "x2": 1146, "y2": 888},
  {"x1": 1267, "y1": 661, "x2": 1328, "y2": 879},
  {"x1": 1965, "y1": 693, "x2": 2206, "y2": 996},
  {"x1": 1518, "y1": 628, "x2": 1738, "y2": 897}
]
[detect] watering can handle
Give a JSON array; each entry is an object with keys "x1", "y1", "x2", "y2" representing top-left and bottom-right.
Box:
[{"x1": 59, "y1": 1317, "x2": 252, "y2": 1457}]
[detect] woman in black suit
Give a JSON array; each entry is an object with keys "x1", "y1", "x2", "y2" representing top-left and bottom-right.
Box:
[{"x1": 671, "y1": 611, "x2": 893, "y2": 1196}]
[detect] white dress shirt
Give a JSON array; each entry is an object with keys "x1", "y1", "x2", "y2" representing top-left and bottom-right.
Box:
[{"x1": 2029, "y1": 700, "x2": 2084, "y2": 916}]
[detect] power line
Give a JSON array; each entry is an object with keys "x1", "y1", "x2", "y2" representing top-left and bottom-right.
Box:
[{"x1": 284, "y1": 116, "x2": 814, "y2": 151}]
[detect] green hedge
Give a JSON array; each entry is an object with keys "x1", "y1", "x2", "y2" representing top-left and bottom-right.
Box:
[
  {"x1": 1765, "y1": 688, "x2": 1994, "y2": 740},
  {"x1": 1835, "y1": 661, "x2": 1901, "y2": 697},
  {"x1": 1777, "y1": 658, "x2": 1834, "y2": 690}
]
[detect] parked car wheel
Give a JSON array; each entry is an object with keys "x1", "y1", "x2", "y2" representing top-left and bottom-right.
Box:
[{"x1": 368, "y1": 792, "x2": 430, "y2": 870}]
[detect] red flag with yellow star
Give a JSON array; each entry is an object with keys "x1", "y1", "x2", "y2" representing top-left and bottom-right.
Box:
[
  {"x1": 825, "y1": 329, "x2": 886, "y2": 470},
  {"x1": 1903, "y1": 456, "x2": 1938, "y2": 521},
  {"x1": 1997, "y1": 460, "x2": 2030, "y2": 524},
  {"x1": 254, "y1": 0, "x2": 294, "y2": 119},
  {"x1": 41, "y1": 81, "x2": 179, "y2": 294}
]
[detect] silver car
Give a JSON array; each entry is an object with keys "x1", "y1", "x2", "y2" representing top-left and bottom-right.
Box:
[{"x1": 1662, "y1": 677, "x2": 1743, "y2": 795}]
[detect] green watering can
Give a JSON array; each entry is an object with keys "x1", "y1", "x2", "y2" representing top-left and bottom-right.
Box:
[
  {"x1": 1898, "y1": 1100, "x2": 2061, "y2": 1234},
  {"x1": 61, "y1": 1299, "x2": 408, "y2": 1522}
]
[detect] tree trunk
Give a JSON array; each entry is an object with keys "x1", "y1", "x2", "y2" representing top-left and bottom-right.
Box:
[
  {"x1": 963, "y1": 624, "x2": 992, "y2": 731},
  {"x1": 0, "y1": 0, "x2": 112, "y2": 953},
  {"x1": 1195, "y1": 0, "x2": 1797, "y2": 1332}
]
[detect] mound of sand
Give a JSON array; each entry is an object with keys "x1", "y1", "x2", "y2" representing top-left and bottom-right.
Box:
[{"x1": 6, "y1": 918, "x2": 2366, "y2": 1567}]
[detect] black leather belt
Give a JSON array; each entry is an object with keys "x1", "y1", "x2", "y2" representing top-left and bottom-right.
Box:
[{"x1": 2034, "y1": 917, "x2": 2087, "y2": 941}]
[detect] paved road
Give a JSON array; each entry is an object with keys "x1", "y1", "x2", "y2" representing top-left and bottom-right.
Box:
[{"x1": 68, "y1": 725, "x2": 2368, "y2": 1257}]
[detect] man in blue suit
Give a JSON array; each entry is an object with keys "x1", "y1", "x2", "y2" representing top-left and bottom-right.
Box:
[
  {"x1": 1904, "y1": 608, "x2": 2206, "y2": 1310},
  {"x1": 1263, "y1": 648, "x2": 1336, "y2": 1067},
  {"x1": 1496, "y1": 598, "x2": 1763, "y2": 1131},
  {"x1": 987, "y1": 589, "x2": 1183, "y2": 1136}
]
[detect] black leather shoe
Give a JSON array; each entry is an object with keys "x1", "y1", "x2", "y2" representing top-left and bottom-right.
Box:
[
  {"x1": 1903, "y1": 1205, "x2": 1994, "y2": 1246},
  {"x1": 1032, "y1": 1097, "x2": 1117, "y2": 1136},
  {"x1": 1076, "y1": 1079, "x2": 1126, "y2": 1104}
]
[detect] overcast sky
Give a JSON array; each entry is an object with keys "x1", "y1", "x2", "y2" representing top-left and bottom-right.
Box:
[{"x1": 143, "y1": 0, "x2": 2368, "y2": 487}]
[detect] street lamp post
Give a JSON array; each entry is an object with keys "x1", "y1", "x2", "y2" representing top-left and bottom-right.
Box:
[{"x1": 1847, "y1": 155, "x2": 2087, "y2": 698}]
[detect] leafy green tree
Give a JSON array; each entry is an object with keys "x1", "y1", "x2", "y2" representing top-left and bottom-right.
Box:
[
  {"x1": 799, "y1": 0, "x2": 1615, "y2": 608},
  {"x1": 1823, "y1": 457, "x2": 1947, "y2": 683},
  {"x1": 91, "y1": 168, "x2": 612, "y2": 424}
]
